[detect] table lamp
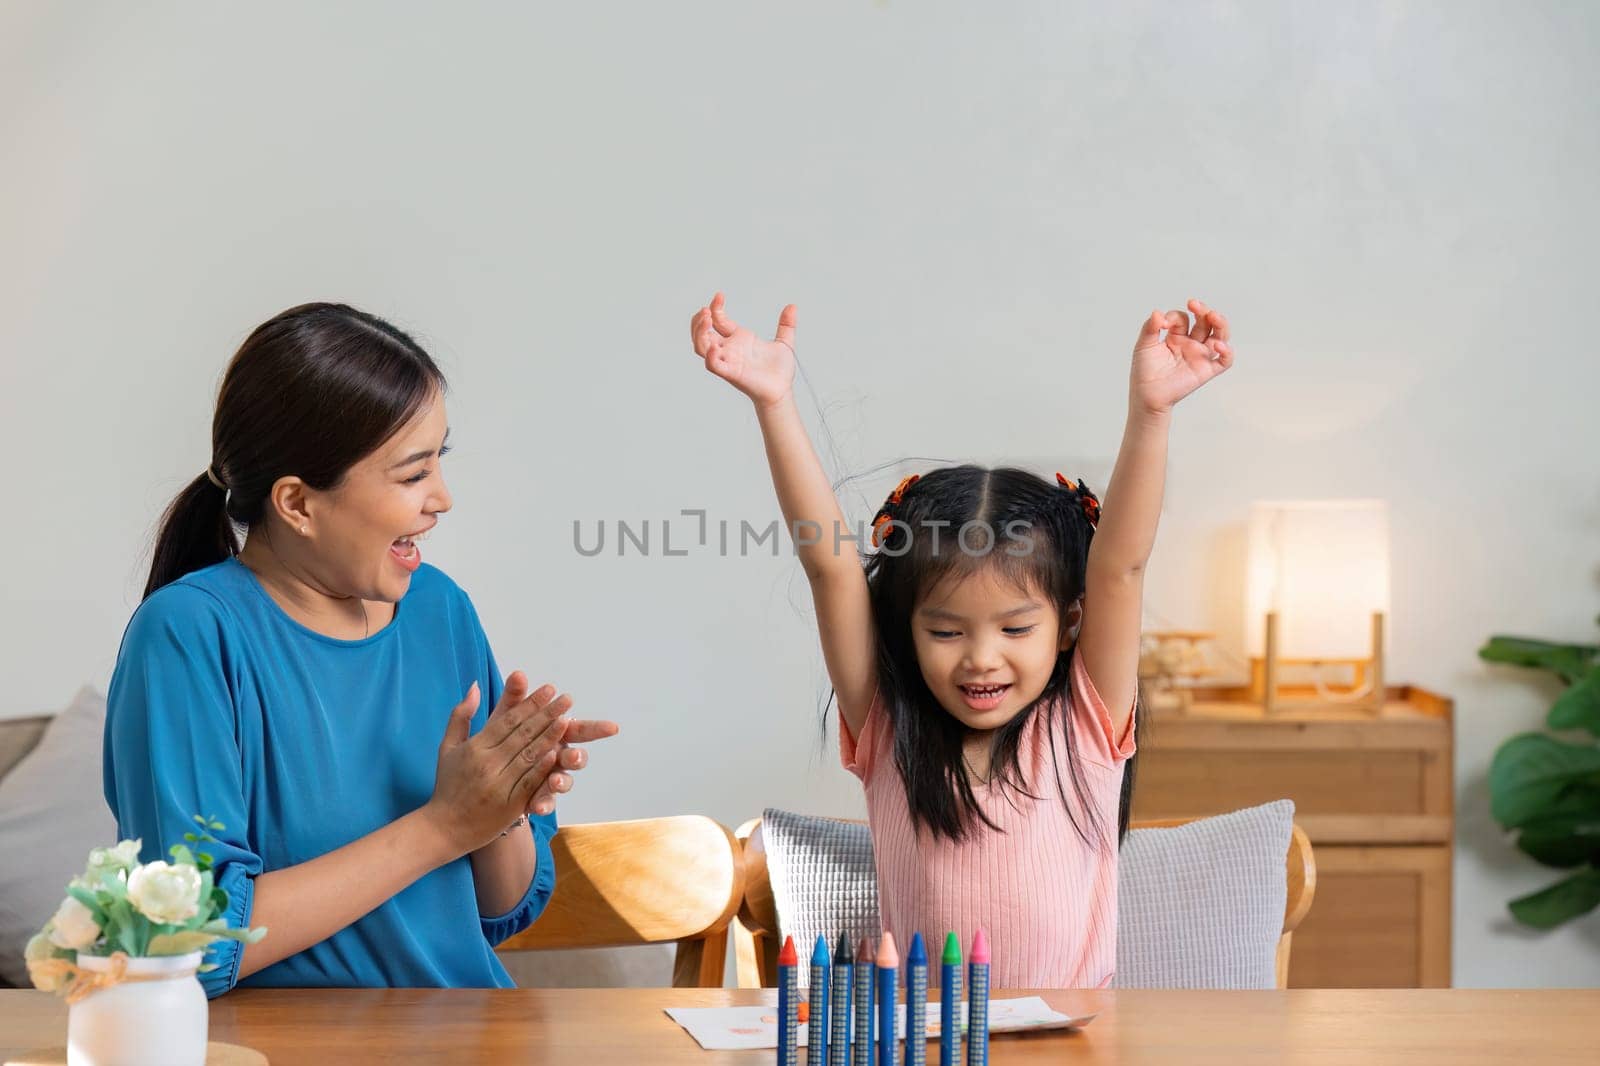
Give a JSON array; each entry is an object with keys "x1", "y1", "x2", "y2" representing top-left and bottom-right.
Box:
[{"x1": 1245, "y1": 499, "x2": 1390, "y2": 714}]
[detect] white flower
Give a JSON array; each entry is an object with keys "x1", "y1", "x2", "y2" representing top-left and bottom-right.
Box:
[
  {"x1": 126, "y1": 861, "x2": 202, "y2": 925},
  {"x1": 46, "y1": 897, "x2": 101, "y2": 950},
  {"x1": 26, "y1": 929, "x2": 68, "y2": 991},
  {"x1": 84, "y1": 839, "x2": 142, "y2": 884}
]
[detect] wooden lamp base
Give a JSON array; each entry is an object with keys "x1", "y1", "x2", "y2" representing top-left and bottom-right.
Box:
[{"x1": 1251, "y1": 611, "x2": 1386, "y2": 714}]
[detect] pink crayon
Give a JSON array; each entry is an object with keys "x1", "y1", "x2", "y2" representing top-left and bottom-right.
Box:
[{"x1": 965, "y1": 929, "x2": 990, "y2": 1066}]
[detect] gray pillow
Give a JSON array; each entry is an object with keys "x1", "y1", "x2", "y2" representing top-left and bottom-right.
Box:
[
  {"x1": 0, "y1": 686, "x2": 117, "y2": 987},
  {"x1": 1115, "y1": 799, "x2": 1294, "y2": 989},
  {"x1": 760, "y1": 809, "x2": 879, "y2": 988}
]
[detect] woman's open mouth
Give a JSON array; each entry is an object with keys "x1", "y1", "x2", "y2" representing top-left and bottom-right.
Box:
[{"x1": 389, "y1": 528, "x2": 431, "y2": 573}]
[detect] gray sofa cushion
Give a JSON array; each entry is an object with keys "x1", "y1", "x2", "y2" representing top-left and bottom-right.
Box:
[
  {"x1": 0, "y1": 716, "x2": 49, "y2": 782},
  {"x1": 0, "y1": 687, "x2": 117, "y2": 987},
  {"x1": 759, "y1": 808, "x2": 879, "y2": 988},
  {"x1": 1114, "y1": 799, "x2": 1294, "y2": 989}
]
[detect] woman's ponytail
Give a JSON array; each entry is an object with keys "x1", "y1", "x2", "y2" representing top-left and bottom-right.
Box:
[{"x1": 143, "y1": 473, "x2": 238, "y2": 599}]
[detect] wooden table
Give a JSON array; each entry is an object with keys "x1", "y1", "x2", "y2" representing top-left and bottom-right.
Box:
[{"x1": 3, "y1": 987, "x2": 1592, "y2": 1064}]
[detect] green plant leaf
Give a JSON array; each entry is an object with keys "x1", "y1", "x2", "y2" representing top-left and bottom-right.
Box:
[
  {"x1": 1515, "y1": 813, "x2": 1600, "y2": 868},
  {"x1": 1508, "y1": 866, "x2": 1600, "y2": 929},
  {"x1": 1479, "y1": 636, "x2": 1599, "y2": 683},
  {"x1": 1489, "y1": 733, "x2": 1600, "y2": 827},
  {"x1": 147, "y1": 931, "x2": 223, "y2": 955},
  {"x1": 167, "y1": 844, "x2": 195, "y2": 867},
  {"x1": 1548, "y1": 665, "x2": 1600, "y2": 736},
  {"x1": 64, "y1": 884, "x2": 107, "y2": 924},
  {"x1": 103, "y1": 897, "x2": 141, "y2": 956}
]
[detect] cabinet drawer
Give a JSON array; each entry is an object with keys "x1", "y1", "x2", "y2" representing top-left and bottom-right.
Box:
[
  {"x1": 1287, "y1": 845, "x2": 1452, "y2": 988},
  {"x1": 1134, "y1": 748, "x2": 1445, "y2": 822}
]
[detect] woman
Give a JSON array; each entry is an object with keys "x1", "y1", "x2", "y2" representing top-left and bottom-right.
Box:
[{"x1": 104, "y1": 302, "x2": 618, "y2": 997}]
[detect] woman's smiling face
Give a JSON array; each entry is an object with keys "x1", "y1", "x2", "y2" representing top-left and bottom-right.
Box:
[{"x1": 298, "y1": 388, "x2": 453, "y2": 603}]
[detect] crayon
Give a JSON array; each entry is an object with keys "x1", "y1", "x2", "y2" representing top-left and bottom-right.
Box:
[
  {"x1": 905, "y1": 933, "x2": 928, "y2": 1066},
  {"x1": 830, "y1": 934, "x2": 854, "y2": 1066},
  {"x1": 965, "y1": 929, "x2": 990, "y2": 1066},
  {"x1": 810, "y1": 934, "x2": 831, "y2": 1066},
  {"x1": 853, "y1": 937, "x2": 874, "y2": 1066},
  {"x1": 778, "y1": 935, "x2": 799, "y2": 1066},
  {"x1": 876, "y1": 933, "x2": 899, "y2": 1066},
  {"x1": 939, "y1": 932, "x2": 962, "y2": 1066}
]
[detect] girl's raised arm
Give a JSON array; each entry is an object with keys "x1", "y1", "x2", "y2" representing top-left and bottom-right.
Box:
[{"x1": 690, "y1": 293, "x2": 879, "y2": 735}]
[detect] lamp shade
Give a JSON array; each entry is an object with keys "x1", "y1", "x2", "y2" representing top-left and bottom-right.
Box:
[{"x1": 1246, "y1": 500, "x2": 1390, "y2": 660}]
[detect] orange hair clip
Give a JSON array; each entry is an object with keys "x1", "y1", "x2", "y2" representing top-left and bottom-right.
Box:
[
  {"x1": 1055, "y1": 472, "x2": 1101, "y2": 527},
  {"x1": 871, "y1": 474, "x2": 921, "y2": 548}
]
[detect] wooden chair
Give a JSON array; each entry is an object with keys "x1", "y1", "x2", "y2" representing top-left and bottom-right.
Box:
[
  {"x1": 496, "y1": 815, "x2": 743, "y2": 988},
  {"x1": 732, "y1": 815, "x2": 1316, "y2": 989}
]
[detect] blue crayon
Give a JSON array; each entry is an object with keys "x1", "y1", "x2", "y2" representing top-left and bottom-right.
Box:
[
  {"x1": 964, "y1": 929, "x2": 990, "y2": 1066},
  {"x1": 778, "y1": 935, "x2": 799, "y2": 1066},
  {"x1": 905, "y1": 933, "x2": 928, "y2": 1066},
  {"x1": 853, "y1": 936, "x2": 874, "y2": 1066},
  {"x1": 939, "y1": 933, "x2": 962, "y2": 1066},
  {"x1": 810, "y1": 935, "x2": 831, "y2": 1066},
  {"x1": 830, "y1": 935, "x2": 853, "y2": 1066},
  {"x1": 876, "y1": 934, "x2": 899, "y2": 1066}
]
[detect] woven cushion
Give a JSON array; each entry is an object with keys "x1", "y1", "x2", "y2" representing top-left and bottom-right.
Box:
[
  {"x1": 0, "y1": 687, "x2": 117, "y2": 987},
  {"x1": 760, "y1": 809, "x2": 879, "y2": 988},
  {"x1": 1114, "y1": 799, "x2": 1294, "y2": 989}
]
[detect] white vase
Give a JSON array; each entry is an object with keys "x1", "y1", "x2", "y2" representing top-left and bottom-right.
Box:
[{"x1": 66, "y1": 951, "x2": 208, "y2": 1066}]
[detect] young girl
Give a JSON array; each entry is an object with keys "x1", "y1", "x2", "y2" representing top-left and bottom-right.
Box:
[{"x1": 688, "y1": 293, "x2": 1232, "y2": 988}]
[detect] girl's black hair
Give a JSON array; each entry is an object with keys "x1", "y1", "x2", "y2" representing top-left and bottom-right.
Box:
[
  {"x1": 143, "y1": 303, "x2": 446, "y2": 599},
  {"x1": 863, "y1": 465, "x2": 1140, "y2": 846}
]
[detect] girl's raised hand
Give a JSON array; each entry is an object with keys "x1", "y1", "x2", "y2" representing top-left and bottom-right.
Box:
[
  {"x1": 689, "y1": 292, "x2": 798, "y2": 409},
  {"x1": 1130, "y1": 298, "x2": 1234, "y2": 414}
]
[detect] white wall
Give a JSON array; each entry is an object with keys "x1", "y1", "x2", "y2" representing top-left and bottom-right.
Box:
[{"x1": 2, "y1": 1, "x2": 1596, "y2": 987}]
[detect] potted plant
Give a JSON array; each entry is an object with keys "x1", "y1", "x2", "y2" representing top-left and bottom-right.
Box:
[
  {"x1": 24, "y1": 815, "x2": 267, "y2": 1066},
  {"x1": 1480, "y1": 631, "x2": 1600, "y2": 928}
]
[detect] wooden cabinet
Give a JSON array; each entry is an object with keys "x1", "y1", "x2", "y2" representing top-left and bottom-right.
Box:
[{"x1": 1131, "y1": 684, "x2": 1453, "y2": 988}]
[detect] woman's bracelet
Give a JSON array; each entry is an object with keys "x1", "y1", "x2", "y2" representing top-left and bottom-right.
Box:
[{"x1": 497, "y1": 814, "x2": 528, "y2": 839}]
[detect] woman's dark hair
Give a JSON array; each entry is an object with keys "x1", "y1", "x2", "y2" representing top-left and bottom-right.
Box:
[
  {"x1": 863, "y1": 465, "x2": 1141, "y2": 846},
  {"x1": 143, "y1": 303, "x2": 447, "y2": 599}
]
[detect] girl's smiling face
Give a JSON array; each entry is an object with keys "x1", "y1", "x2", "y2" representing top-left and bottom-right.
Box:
[{"x1": 911, "y1": 565, "x2": 1079, "y2": 732}]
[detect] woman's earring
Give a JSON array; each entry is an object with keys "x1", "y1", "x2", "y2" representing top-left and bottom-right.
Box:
[{"x1": 300, "y1": 525, "x2": 309, "y2": 535}]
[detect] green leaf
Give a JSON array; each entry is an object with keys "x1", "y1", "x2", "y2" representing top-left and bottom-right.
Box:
[
  {"x1": 1489, "y1": 733, "x2": 1600, "y2": 827},
  {"x1": 1508, "y1": 866, "x2": 1600, "y2": 929},
  {"x1": 193, "y1": 815, "x2": 207, "y2": 825},
  {"x1": 1480, "y1": 636, "x2": 1599, "y2": 683},
  {"x1": 1515, "y1": 813, "x2": 1600, "y2": 868},
  {"x1": 209, "y1": 819, "x2": 226, "y2": 832},
  {"x1": 208, "y1": 925, "x2": 267, "y2": 944},
  {"x1": 103, "y1": 897, "x2": 141, "y2": 956},
  {"x1": 64, "y1": 884, "x2": 107, "y2": 924},
  {"x1": 167, "y1": 844, "x2": 195, "y2": 867},
  {"x1": 1548, "y1": 665, "x2": 1600, "y2": 737},
  {"x1": 147, "y1": 931, "x2": 223, "y2": 955}
]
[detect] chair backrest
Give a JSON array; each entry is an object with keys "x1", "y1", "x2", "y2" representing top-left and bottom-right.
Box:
[
  {"x1": 496, "y1": 815, "x2": 743, "y2": 988},
  {"x1": 733, "y1": 810, "x2": 1315, "y2": 989}
]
